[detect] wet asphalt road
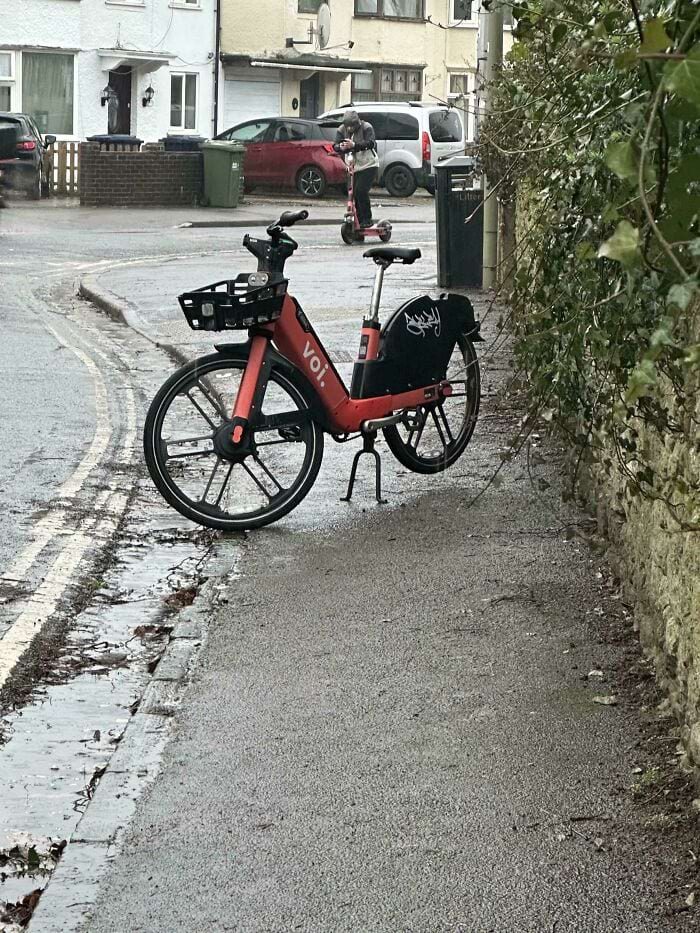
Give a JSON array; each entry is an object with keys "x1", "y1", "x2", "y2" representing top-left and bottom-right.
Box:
[{"x1": 1, "y1": 197, "x2": 697, "y2": 931}]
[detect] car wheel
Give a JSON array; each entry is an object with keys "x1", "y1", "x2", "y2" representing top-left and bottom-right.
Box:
[
  {"x1": 27, "y1": 166, "x2": 42, "y2": 200},
  {"x1": 425, "y1": 179, "x2": 436, "y2": 196},
  {"x1": 384, "y1": 164, "x2": 417, "y2": 198},
  {"x1": 297, "y1": 166, "x2": 326, "y2": 199}
]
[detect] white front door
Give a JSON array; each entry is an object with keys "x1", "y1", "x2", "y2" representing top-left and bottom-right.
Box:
[{"x1": 222, "y1": 71, "x2": 281, "y2": 130}]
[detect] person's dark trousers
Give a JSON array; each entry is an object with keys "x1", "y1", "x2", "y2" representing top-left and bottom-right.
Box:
[{"x1": 354, "y1": 167, "x2": 377, "y2": 227}]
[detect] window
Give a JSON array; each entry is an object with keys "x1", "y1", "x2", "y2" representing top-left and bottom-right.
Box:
[
  {"x1": 22, "y1": 52, "x2": 74, "y2": 134},
  {"x1": 170, "y1": 73, "x2": 197, "y2": 130},
  {"x1": 221, "y1": 120, "x2": 273, "y2": 142},
  {"x1": 0, "y1": 51, "x2": 14, "y2": 112},
  {"x1": 429, "y1": 110, "x2": 462, "y2": 142},
  {"x1": 452, "y1": 0, "x2": 473, "y2": 20},
  {"x1": 351, "y1": 71, "x2": 375, "y2": 102},
  {"x1": 361, "y1": 112, "x2": 387, "y2": 139},
  {"x1": 355, "y1": 0, "x2": 424, "y2": 20},
  {"x1": 386, "y1": 113, "x2": 419, "y2": 140},
  {"x1": 272, "y1": 121, "x2": 311, "y2": 142},
  {"x1": 449, "y1": 73, "x2": 469, "y2": 96},
  {"x1": 379, "y1": 67, "x2": 421, "y2": 101},
  {"x1": 298, "y1": 0, "x2": 323, "y2": 11}
]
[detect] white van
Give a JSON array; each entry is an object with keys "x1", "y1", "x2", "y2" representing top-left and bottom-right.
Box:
[{"x1": 318, "y1": 101, "x2": 466, "y2": 197}]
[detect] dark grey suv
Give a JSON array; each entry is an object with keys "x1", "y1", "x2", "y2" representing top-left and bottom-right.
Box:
[{"x1": 0, "y1": 112, "x2": 55, "y2": 199}]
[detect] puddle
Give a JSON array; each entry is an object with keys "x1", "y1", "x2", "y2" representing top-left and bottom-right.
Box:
[{"x1": 0, "y1": 478, "x2": 213, "y2": 925}]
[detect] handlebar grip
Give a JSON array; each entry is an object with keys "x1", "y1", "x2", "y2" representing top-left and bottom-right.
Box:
[{"x1": 278, "y1": 209, "x2": 309, "y2": 228}]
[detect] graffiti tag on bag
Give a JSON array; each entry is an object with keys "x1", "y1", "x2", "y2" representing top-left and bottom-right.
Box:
[{"x1": 405, "y1": 306, "x2": 441, "y2": 338}]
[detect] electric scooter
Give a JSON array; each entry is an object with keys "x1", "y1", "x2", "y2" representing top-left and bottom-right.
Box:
[{"x1": 338, "y1": 151, "x2": 392, "y2": 246}]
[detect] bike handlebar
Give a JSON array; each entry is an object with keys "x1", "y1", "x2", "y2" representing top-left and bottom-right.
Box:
[{"x1": 278, "y1": 209, "x2": 309, "y2": 228}]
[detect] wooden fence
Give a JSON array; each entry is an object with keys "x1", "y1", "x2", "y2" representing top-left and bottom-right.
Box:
[{"x1": 43, "y1": 142, "x2": 79, "y2": 196}]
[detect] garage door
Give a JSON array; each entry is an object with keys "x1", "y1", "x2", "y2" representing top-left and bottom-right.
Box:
[{"x1": 223, "y1": 71, "x2": 281, "y2": 129}]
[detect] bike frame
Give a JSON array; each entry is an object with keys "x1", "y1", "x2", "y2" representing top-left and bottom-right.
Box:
[{"x1": 236, "y1": 294, "x2": 445, "y2": 437}]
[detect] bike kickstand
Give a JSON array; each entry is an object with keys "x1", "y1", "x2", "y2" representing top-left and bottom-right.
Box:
[{"x1": 341, "y1": 432, "x2": 388, "y2": 505}]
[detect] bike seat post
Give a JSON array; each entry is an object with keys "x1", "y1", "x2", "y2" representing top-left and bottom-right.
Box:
[{"x1": 369, "y1": 260, "x2": 388, "y2": 322}]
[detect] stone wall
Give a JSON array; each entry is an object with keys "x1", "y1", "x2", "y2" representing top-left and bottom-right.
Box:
[
  {"x1": 588, "y1": 300, "x2": 700, "y2": 774},
  {"x1": 79, "y1": 143, "x2": 202, "y2": 208}
]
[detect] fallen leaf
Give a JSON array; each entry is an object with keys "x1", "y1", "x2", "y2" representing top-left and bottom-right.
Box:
[{"x1": 593, "y1": 695, "x2": 618, "y2": 706}]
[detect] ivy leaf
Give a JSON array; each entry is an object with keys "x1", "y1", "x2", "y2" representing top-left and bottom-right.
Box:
[
  {"x1": 625, "y1": 360, "x2": 657, "y2": 404},
  {"x1": 552, "y1": 23, "x2": 567, "y2": 45},
  {"x1": 640, "y1": 18, "x2": 671, "y2": 55},
  {"x1": 605, "y1": 140, "x2": 638, "y2": 181},
  {"x1": 598, "y1": 221, "x2": 640, "y2": 268},
  {"x1": 665, "y1": 44, "x2": 700, "y2": 107},
  {"x1": 615, "y1": 48, "x2": 639, "y2": 71},
  {"x1": 575, "y1": 241, "x2": 597, "y2": 261},
  {"x1": 667, "y1": 282, "x2": 697, "y2": 311},
  {"x1": 689, "y1": 239, "x2": 700, "y2": 258}
]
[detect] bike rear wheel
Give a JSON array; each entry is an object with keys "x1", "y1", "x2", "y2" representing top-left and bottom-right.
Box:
[
  {"x1": 383, "y1": 335, "x2": 480, "y2": 474},
  {"x1": 144, "y1": 351, "x2": 324, "y2": 530}
]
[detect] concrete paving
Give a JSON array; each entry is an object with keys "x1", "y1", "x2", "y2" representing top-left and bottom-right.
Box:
[{"x1": 0, "y1": 198, "x2": 695, "y2": 931}]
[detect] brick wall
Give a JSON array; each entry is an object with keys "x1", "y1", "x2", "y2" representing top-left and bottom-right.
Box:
[{"x1": 79, "y1": 142, "x2": 202, "y2": 207}]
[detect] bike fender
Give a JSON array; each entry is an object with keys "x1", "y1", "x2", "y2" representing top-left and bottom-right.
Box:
[{"x1": 213, "y1": 342, "x2": 334, "y2": 433}]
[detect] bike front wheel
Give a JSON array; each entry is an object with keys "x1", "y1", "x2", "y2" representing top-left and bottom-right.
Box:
[
  {"x1": 383, "y1": 335, "x2": 480, "y2": 474},
  {"x1": 144, "y1": 351, "x2": 324, "y2": 531}
]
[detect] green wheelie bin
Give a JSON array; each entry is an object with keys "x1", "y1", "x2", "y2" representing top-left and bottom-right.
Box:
[{"x1": 200, "y1": 140, "x2": 245, "y2": 208}]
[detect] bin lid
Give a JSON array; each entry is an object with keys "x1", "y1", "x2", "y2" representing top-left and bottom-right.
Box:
[
  {"x1": 199, "y1": 139, "x2": 245, "y2": 152},
  {"x1": 435, "y1": 155, "x2": 476, "y2": 171},
  {"x1": 87, "y1": 134, "x2": 143, "y2": 144}
]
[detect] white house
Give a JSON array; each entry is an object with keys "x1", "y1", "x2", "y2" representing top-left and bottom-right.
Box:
[{"x1": 0, "y1": 0, "x2": 216, "y2": 142}]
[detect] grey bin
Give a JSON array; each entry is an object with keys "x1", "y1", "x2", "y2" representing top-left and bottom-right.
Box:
[
  {"x1": 435, "y1": 156, "x2": 483, "y2": 288},
  {"x1": 200, "y1": 140, "x2": 245, "y2": 209}
]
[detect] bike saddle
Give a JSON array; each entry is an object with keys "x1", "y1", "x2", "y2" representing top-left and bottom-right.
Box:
[{"x1": 363, "y1": 247, "x2": 422, "y2": 265}]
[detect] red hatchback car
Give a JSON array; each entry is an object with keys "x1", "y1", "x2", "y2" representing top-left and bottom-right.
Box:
[{"x1": 215, "y1": 117, "x2": 345, "y2": 198}]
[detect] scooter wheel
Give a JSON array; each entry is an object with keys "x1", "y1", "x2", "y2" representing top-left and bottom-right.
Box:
[
  {"x1": 377, "y1": 221, "x2": 392, "y2": 243},
  {"x1": 341, "y1": 222, "x2": 355, "y2": 245}
]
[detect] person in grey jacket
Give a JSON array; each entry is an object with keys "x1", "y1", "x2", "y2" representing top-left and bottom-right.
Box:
[{"x1": 334, "y1": 109, "x2": 378, "y2": 228}]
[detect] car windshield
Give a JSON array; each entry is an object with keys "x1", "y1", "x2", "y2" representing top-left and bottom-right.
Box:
[{"x1": 429, "y1": 110, "x2": 462, "y2": 143}]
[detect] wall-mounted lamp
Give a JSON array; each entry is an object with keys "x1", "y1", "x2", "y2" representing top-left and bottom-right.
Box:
[
  {"x1": 101, "y1": 85, "x2": 112, "y2": 107},
  {"x1": 142, "y1": 85, "x2": 155, "y2": 107}
]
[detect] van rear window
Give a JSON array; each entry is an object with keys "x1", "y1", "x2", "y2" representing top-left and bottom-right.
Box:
[{"x1": 429, "y1": 110, "x2": 463, "y2": 142}]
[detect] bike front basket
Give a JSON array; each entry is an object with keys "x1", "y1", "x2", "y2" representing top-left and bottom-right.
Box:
[{"x1": 178, "y1": 274, "x2": 288, "y2": 331}]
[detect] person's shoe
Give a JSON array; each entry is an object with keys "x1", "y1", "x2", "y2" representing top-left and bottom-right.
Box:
[{"x1": 360, "y1": 217, "x2": 374, "y2": 229}]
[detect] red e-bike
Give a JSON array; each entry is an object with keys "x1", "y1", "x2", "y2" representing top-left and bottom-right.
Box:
[{"x1": 144, "y1": 210, "x2": 482, "y2": 530}]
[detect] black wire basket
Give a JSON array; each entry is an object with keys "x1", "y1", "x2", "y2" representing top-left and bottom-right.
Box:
[{"x1": 178, "y1": 274, "x2": 288, "y2": 331}]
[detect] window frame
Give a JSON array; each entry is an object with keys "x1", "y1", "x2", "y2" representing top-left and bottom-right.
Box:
[
  {"x1": 353, "y1": 0, "x2": 425, "y2": 23},
  {"x1": 298, "y1": 0, "x2": 323, "y2": 12},
  {"x1": 21, "y1": 49, "x2": 75, "y2": 136},
  {"x1": 449, "y1": 0, "x2": 477, "y2": 26},
  {"x1": 169, "y1": 71, "x2": 198, "y2": 131},
  {"x1": 447, "y1": 72, "x2": 475, "y2": 141},
  {"x1": 0, "y1": 50, "x2": 17, "y2": 112},
  {"x1": 170, "y1": 0, "x2": 201, "y2": 8}
]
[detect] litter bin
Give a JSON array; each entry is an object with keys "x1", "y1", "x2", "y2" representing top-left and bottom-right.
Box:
[
  {"x1": 87, "y1": 135, "x2": 143, "y2": 151},
  {"x1": 435, "y1": 156, "x2": 483, "y2": 288},
  {"x1": 200, "y1": 140, "x2": 245, "y2": 208},
  {"x1": 161, "y1": 135, "x2": 205, "y2": 152}
]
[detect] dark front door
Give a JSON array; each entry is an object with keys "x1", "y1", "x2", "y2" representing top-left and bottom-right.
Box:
[
  {"x1": 299, "y1": 74, "x2": 320, "y2": 118},
  {"x1": 108, "y1": 67, "x2": 132, "y2": 134}
]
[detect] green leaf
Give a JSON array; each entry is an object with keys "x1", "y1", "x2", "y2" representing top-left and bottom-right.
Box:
[
  {"x1": 601, "y1": 203, "x2": 620, "y2": 223},
  {"x1": 667, "y1": 282, "x2": 697, "y2": 311},
  {"x1": 615, "y1": 48, "x2": 639, "y2": 71},
  {"x1": 625, "y1": 360, "x2": 657, "y2": 404},
  {"x1": 575, "y1": 241, "x2": 597, "y2": 261},
  {"x1": 552, "y1": 23, "x2": 567, "y2": 45},
  {"x1": 598, "y1": 221, "x2": 641, "y2": 268},
  {"x1": 665, "y1": 45, "x2": 700, "y2": 107},
  {"x1": 640, "y1": 18, "x2": 671, "y2": 55},
  {"x1": 605, "y1": 140, "x2": 638, "y2": 181},
  {"x1": 689, "y1": 239, "x2": 700, "y2": 258}
]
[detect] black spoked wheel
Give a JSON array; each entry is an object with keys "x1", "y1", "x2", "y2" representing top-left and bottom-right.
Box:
[
  {"x1": 297, "y1": 166, "x2": 327, "y2": 199},
  {"x1": 144, "y1": 351, "x2": 324, "y2": 531},
  {"x1": 383, "y1": 335, "x2": 480, "y2": 474}
]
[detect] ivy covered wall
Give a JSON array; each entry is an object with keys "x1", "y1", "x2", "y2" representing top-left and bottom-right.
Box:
[{"x1": 480, "y1": 1, "x2": 700, "y2": 767}]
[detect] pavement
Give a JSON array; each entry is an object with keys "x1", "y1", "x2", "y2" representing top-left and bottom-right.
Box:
[{"x1": 0, "y1": 197, "x2": 697, "y2": 931}]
